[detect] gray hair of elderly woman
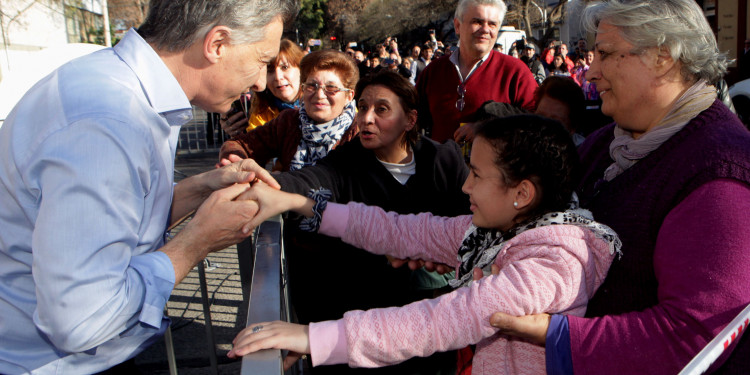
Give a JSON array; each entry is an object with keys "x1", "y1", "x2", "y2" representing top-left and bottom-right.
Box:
[
  {"x1": 455, "y1": 0, "x2": 507, "y2": 23},
  {"x1": 582, "y1": 0, "x2": 726, "y2": 83},
  {"x1": 138, "y1": 0, "x2": 298, "y2": 52}
]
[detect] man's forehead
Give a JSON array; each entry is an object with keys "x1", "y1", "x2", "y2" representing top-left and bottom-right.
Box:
[{"x1": 463, "y1": 4, "x2": 502, "y2": 21}]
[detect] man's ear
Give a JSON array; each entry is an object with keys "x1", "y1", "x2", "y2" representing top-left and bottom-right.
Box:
[
  {"x1": 203, "y1": 25, "x2": 232, "y2": 64},
  {"x1": 514, "y1": 180, "x2": 536, "y2": 210},
  {"x1": 453, "y1": 17, "x2": 461, "y2": 37}
]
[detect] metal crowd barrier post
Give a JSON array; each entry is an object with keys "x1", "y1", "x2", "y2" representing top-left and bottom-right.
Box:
[{"x1": 241, "y1": 215, "x2": 300, "y2": 375}]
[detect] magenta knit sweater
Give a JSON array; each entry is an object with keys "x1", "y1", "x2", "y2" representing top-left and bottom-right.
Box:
[{"x1": 570, "y1": 101, "x2": 750, "y2": 374}]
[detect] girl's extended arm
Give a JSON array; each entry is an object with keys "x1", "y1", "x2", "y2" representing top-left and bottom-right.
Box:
[
  {"x1": 239, "y1": 181, "x2": 315, "y2": 228},
  {"x1": 229, "y1": 225, "x2": 612, "y2": 369},
  {"x1": 319, "y1": 202, "x2": 470, "y2": 266}
]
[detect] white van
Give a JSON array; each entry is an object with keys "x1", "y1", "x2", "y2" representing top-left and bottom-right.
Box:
[{"x1": 496, "y1": 26, "x2": 526, "y2": 53}]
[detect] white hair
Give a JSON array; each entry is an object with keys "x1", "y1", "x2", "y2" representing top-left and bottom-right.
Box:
[
  {"x1": 455, "y1": 0, "x2": 507, "y2": 24},
  {"x1": 582, "y1": 0, "x2": 726, "y2": 83}
]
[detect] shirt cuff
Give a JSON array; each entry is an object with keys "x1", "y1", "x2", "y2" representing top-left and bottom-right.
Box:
[
  {"x1": 318, "y1": 202, "x2": 349, "y2": 238},
  {"x1": 309, "y1": 320, "x2": 348, "y2": 366},
  {"x1": 546, "y1": 314, "x2": 573, "y2": 375},
  {"x1": 130, "y1": 251, "x2": 175, "y2": 328}
]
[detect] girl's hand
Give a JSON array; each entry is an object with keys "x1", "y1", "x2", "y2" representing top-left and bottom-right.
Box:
[
  {"x1": 236, "y1": 181, "x2": 310, "y2": 231},
  {"x1": 228, "y1": 321, "x2": 311, "y2": 369}
]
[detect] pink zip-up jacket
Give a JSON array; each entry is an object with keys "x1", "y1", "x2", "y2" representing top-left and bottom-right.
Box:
[{"x1": 308, "y1": 202, "x2": 616, "y2": 374}]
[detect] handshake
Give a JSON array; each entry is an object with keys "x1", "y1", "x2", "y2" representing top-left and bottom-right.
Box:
[
  {"x1": 210, "y1": 154, "x2": 300, "y2": 232},
  {"x1": 213, "y1": 154, "x2": 484, "y2": 277}
]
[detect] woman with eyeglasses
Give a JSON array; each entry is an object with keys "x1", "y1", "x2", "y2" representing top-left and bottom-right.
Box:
[{"x1": 219, "y1": 50, "x2": 359, "y2": 171}]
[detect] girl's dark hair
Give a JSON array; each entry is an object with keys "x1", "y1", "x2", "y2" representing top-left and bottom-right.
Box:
[
  {"x1": 474, "y1": 114, "x2": 579, "y2": 219},
  {"x1": 354, "y1": 70, "x2": 420, "y2": 148}
]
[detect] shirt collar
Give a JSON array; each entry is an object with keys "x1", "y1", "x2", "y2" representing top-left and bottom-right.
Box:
[
  {"x1": 114, "y1": 28, "x2": 193, "y2": 126},
  {"x1": 449, "y1": 48, "x2": 493, "y2": 83}
]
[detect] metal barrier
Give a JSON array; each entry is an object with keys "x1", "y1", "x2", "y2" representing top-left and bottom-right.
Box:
[{"x1": 241, "y1": 215, "x2": 302, "y2": 375}]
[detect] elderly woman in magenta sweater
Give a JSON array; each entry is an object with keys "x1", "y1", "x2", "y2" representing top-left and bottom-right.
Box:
[{"x1": 488, "y1": 1, "x2": 750, "y2": 374}]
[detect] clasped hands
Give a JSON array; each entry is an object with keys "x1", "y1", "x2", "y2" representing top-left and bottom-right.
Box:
[{"x1": 217, "y1": 155, "x2": 551, "y2": 367}]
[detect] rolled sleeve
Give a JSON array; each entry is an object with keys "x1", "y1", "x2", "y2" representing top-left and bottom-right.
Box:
[{"x1": 130, "y1": 251, "x2": 175, "y2": 328}]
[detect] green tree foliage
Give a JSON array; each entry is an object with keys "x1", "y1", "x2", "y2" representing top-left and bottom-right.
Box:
[{"x1": 296, "y1": 0, "x2": 327, "y2": 42}]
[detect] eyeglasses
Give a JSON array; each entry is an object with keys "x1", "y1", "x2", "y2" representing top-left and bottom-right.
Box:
[
  {"x1": 456, "y1": 84, "x2": 466, "y2": 111},
  {"x1": 302, "y1": 82, "x2": 351, "y2": 96}
]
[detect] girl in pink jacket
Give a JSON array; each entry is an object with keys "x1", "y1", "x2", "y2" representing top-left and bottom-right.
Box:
[{"x1": 229, "y1": 115, "x2": 621, "y2": 374}]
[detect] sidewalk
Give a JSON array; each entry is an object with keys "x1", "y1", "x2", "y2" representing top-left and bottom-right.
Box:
[{"x1": 135, "y1": 151, "x2": 246, "y2": 374}]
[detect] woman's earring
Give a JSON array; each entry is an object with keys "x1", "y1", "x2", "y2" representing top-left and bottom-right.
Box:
[{"x1": 513, "y1": 201, "x2": 518, "y2": 208}]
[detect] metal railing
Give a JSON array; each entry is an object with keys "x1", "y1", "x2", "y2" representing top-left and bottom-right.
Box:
[{"x1": 241, "y1": 215, "x2": 303, "y2": 375}]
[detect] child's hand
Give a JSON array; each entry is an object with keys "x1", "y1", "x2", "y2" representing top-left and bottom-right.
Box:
[{"x1": 228, "y1": 321, "x2": 311, "y2": 368}]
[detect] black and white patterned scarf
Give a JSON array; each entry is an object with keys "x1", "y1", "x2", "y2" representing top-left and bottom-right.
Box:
[
  {"x1": 449, "y1": 194, "x2": 622, "y2": 289},
  {"x1": 290, "y1": 100, "x2": 356, "y2": 171}
]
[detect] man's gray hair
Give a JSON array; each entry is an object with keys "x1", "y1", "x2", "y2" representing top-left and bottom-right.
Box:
[
  {"x1": 454, "y1": 0, "x2": 507, "y2": 24},
  {"x1": 138, "y1": 0, "x2": 298, "y2": 52},
  {"x1": 582, "y1": 0, "x2": 726, "y2": 83}
]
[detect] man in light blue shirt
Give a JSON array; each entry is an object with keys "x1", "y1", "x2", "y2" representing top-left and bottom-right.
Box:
[{"x1": 0, "y1": 0, "x2": 297, "y2": 373}]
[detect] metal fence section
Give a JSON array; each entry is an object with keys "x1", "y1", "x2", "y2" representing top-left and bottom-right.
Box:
[
  {"x1": 241, "y1": 215, "x2": 303, "y2": 375},
  {"x1": 177, "y1": 107, "x2": 230, "y2": 155}
]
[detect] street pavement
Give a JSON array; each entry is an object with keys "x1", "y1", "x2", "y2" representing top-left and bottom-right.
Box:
[{"x1": 135, "y1": 152, "x2": 246, "y2": 374}]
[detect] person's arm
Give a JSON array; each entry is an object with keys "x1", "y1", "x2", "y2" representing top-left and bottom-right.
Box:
[
  {"x1": 511, "y1": 61, "x2": 538, "y2": 112},
  {"x1": 315, "y1": 227, "x2": 604, "y2": 368},
  {"x1": 171, "y1": 157, "x2": 278, "y2": 226},
  {"x1": 491, "y1": 180, "x2": 750, "y2": 374},
  {"x1": 229, "y1": 231, "x2": 596, "y2": 368},
  {"x1": 21, "y1": 121, "x2": 227, "y2": 353},
  {"x1": 274, "y1": 150, "x2": 344, "y2": 197},
  {"x1": 321, "y1": 202, "x2": 469, "y2": 266},
  {"x1": 565, "y1": 179, "x2": 750, "y2": 374},
  {"x1": 29, "y1": 120, "x2": 260, "y2": 353},
  {"x1": 217, "y1": 111, "x2": 286, "y2": 164}
]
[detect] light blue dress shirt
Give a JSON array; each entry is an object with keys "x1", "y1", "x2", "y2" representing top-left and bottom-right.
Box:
[{"x1": 0, "y1": 29, "x2": 192, "y2": 374}]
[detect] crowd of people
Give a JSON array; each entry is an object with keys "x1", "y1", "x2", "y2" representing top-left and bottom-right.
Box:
[{"x1": 0, "y1": 0, "x2": 749, "y2": 375}]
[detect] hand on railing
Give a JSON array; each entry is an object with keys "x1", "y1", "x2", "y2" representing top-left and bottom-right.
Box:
[{"x1": 229, "y1": 321, "x2": 310, "y2": 371}]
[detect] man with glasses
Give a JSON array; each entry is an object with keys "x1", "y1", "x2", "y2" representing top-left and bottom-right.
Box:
[
  {"x1": 0, "y1": 0, "x2": 296, "y2": 373},
  {"x1": 416, "y1": 0, "x2": 537, "y2": 143}
]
